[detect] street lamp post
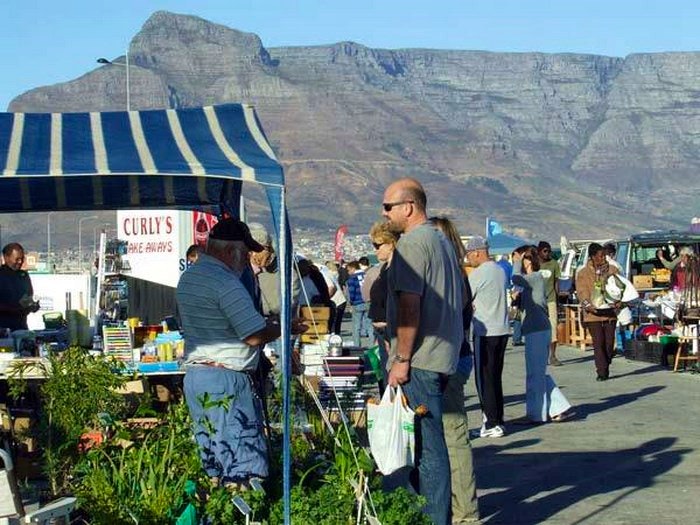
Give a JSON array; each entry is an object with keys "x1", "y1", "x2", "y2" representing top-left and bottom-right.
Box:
[
  {"x1": 97, "y1": 50, "x2": 130, "y2": 111},
  {"x1": 93, "y1": 223, "x2": 112, "y2": 256},
  {"x1": 47, "y1": 211, "x2": 55, "y2": 273},
  {"x1": 79, "y1": 216, "x2": 99, "y2": 273}
]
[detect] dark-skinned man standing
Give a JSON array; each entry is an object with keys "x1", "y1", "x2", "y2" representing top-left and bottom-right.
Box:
[{"x1": 0, "y1": 243, "x2": 39, "y2": 332}]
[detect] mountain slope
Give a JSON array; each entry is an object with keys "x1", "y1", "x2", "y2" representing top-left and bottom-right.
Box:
[{"x1": 8, "y1": 11, "x2": 699, "y2": 243}]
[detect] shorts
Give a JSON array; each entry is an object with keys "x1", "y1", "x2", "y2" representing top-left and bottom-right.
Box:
[{"x1": 184, "y1": 365, "x2": 268, "y2": 482}]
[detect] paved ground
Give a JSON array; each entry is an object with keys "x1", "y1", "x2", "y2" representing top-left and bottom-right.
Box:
[{"x1": 466, "y1": 343, "x2": 700, "y2": 524}]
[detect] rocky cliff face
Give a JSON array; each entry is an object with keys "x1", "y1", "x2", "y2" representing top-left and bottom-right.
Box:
[{"x1": 9, "y1": 11, "x2": 700, "y2": 240}]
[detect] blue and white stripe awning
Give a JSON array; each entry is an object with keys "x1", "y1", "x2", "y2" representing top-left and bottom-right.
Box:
[{"x1": 0, "y1": 103, "x2": 283, "y2": 212}]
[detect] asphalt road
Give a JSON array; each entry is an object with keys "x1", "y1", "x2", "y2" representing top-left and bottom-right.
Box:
[{"x1": 466, "y1": 343, "x2": 700, "y2": 525}]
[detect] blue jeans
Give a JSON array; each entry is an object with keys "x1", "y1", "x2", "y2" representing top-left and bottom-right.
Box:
[
  {"x1": 524, "y1": 330, "x2": 571, "y2": 421},
  {"x1": 401, "y1": 368, "x2": 451, "y2": 525},
  {"x1": 512, "y1": 318, "x2": 523, "y2": 344},
  {"x1": 351, "y1": 302, "x2": 372, "y2": 347}
]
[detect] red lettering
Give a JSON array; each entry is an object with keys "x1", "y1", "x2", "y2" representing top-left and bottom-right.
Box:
[{"x1": 122, "y1": 215, "x2": 176, "y2": 237}]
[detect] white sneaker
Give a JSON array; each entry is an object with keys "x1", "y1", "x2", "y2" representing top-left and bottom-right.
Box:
[{"x1": 479, "y1": 425, "x2": 505, "y2": 438}]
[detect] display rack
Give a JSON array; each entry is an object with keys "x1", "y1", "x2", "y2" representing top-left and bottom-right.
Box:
[{"x1": 102, "y1": 326, "x2": 133, "y2": 361}]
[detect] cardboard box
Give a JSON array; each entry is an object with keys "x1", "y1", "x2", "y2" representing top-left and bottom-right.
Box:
[
  {"x1": 113, "y1": 378, "x2": 147, "y2": 395},
  {"x1": 12, "y1": 411, "x2": 38, "y2": 453},
  {"x1": 300, "y1": 306, "x2": 331, "y2": 321},
  {"x1": 633, "y1": 275, "x2": 654, "y2": 289}
]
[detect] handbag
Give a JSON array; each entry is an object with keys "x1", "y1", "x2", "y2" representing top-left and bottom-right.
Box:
[
  {"x1": 508, "y1": 305, "x2": 522, "y2": 322},
  {"x1": 366, "y1": 384, "x2": 415, "y2": 475}
]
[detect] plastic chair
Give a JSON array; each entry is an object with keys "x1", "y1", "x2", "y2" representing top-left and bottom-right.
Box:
[{"x1": 0, "y1": 449, "x2": 76, "y2": 524}]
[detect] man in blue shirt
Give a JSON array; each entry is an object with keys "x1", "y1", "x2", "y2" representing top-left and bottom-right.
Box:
[{"x1": 177, "y1": 218, "x2": 306, "y2": 488}]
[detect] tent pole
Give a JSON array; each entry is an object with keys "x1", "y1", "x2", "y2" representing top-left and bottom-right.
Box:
[{"x1": 279, "y1": 188, "x2": 292, "y2": 525}]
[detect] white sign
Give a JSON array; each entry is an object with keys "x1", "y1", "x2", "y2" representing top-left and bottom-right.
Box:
[
  {"x1": 117, "y1": 210, "x2": 192, "y2": 287},
  {"x1": 27, "y1": 273, "x2": 91, "y2": 330}
]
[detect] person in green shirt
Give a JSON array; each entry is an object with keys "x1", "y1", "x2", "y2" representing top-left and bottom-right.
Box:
[{"x1": 538, "y1": 241, "x2": 562, "y2": 366}]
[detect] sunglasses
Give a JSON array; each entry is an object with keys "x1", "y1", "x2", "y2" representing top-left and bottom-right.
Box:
[
  {"x1": 372, "y1": 242, "x2": 384, "y2": 249},
  {"x1": 382, "y1": 200, "x2": 414, "y2": 212}
]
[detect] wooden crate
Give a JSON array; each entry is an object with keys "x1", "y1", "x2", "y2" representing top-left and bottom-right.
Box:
[
  {"x1": 300, "y1": 333, "x2": 324, "y2": 344},
  {"x1": 564, "y1": 305, "x2": 592, "y2": 351},
  {"x1": 300, "y1": 306, "x2": 331, "y2": 321},
  {"x1": 305, "y1": 319, "x2": 329, "y2": 335}
]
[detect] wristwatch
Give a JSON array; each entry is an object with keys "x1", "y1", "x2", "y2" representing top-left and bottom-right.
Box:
[{"x1": 393, "y1": 354, "x2": 411, "y2": 364}]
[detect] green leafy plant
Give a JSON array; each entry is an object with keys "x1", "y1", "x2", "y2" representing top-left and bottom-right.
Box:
[
  {"x1": 370, "y1": 487, "x2": 431, "y2": 525},
  {"x1": 73, "y1": 401, "x2": 204, "y2": 523},
  {"x1": 8, "y1": 347, "x2": 130, "y2": 496}
]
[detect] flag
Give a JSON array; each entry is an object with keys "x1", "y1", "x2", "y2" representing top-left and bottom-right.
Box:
[
  {"x1": 334, "y1": 225, "x2": 348, "y2": 262},
  {"x1": 486, "y1": 218, "x2": 503, "y2": 237}
]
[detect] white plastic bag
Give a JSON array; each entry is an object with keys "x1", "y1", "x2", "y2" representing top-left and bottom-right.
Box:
[
  {"x1": 605, "y1": 274, "x2": 639, "y2": 303},
  {"x1": 617, "y1": 306, "x2": 633, "y2": 326},
  {"x1": 366, "y1": 385, "x2": 415, "y2": 475}
]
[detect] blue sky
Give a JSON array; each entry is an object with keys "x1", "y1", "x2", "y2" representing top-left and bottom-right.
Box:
[{"x1": 2, "y1": 0, "x2": 699, "y2": 110}]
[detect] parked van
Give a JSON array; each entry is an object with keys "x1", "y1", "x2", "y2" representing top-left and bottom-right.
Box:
[
  {"x1": 560, "y1": 230, "x2": 700, "y2": 298},
  {"x1": 615, "y1": 231, "x2": 700, "y2": 288}
]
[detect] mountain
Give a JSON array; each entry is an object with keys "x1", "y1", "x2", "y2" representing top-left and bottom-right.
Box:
[{"x1": 7, "y1": 10, "x2": 700, "y2": 246}]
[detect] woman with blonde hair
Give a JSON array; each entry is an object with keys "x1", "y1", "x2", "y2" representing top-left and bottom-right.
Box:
[{"x1": 362, "y1": 221, "x2": 400, "y2": 390}]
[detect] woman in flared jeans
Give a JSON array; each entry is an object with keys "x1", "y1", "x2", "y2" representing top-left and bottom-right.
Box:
[
  {"x1": 524, "y1": 328, "x2": 571, "y2": 421},
  {"x1": 513, "y1": 246, "x2": 573, "y2": 423}
]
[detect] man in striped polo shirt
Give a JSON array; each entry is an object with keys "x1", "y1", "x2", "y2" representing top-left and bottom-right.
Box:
[{"x1": 176, "y1": 217, "x2": 306, "y2": 488}]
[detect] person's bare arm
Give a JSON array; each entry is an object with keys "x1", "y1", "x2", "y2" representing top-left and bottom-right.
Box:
[
  {"x1": 243, "y1": 318, "x2": 308, "y2": 347},
  {"x1": 388, "y1": 292, "x2": 420, "y2": 387}
]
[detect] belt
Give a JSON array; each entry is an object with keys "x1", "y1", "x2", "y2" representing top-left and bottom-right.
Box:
[{"x1": 187, "y1": 361, "x2": 254, "y2": 375}]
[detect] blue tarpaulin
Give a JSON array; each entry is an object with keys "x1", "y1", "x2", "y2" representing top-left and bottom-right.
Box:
[
  {"x1": 0, "y1": 103, "x2": 296, "y2": 524},
  {"x1": 485, "y1": 217, "x2": 531, "y2": 255},
  {"x1": 487, "y1": 232, "x2": 531, "y2": 255}
]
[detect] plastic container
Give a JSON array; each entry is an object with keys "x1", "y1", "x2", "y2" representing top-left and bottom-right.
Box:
[{"x1": 42, "y1": 311, "x2": 65, "y2": 329}]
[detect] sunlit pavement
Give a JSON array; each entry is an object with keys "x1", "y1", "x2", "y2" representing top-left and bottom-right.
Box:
[{"x1": 466, "y1": 343, "x2": 700, "y2": 524}]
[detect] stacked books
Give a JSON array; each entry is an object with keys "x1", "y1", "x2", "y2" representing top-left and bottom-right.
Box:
[
  {"x1": 300, "y1": 343, "x2": 327, "y2": 376},
  {"x1": 318, "y1": 356, "x2": 365, "y2": 412}
]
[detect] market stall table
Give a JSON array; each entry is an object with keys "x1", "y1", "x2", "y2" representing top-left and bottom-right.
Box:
[{"x1": 674, "y1": 335, "x2": 700, "y2": 372}]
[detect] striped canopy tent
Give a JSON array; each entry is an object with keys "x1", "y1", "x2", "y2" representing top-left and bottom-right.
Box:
[{"x1": 0, "y1": 103, "x2": 296, "y2": 523}]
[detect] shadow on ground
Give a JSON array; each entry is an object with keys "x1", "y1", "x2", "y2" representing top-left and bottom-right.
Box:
[{"x1": 476, "y1": 437, "x2": 691, "y2": 524}]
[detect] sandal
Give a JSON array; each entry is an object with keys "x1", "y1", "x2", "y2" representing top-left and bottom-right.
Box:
[{"x1": 549, "y1": 357, "x2": 563, "y2": 366}]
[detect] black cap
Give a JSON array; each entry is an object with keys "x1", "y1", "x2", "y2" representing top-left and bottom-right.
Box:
[{"x1": 208, "y1": 218, "x2": 265, "y2": 252}]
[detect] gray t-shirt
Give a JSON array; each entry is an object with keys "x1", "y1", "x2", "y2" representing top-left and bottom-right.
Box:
[
  {"x1": 386, "y1": 223, "x2": 464, "y2": 374},
  {"x1": 512, "y1": 261, "x2": 551, "y2": 335},
  {"x1": 468, "y1": 260, "x2": 509, "y2": 336}
]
